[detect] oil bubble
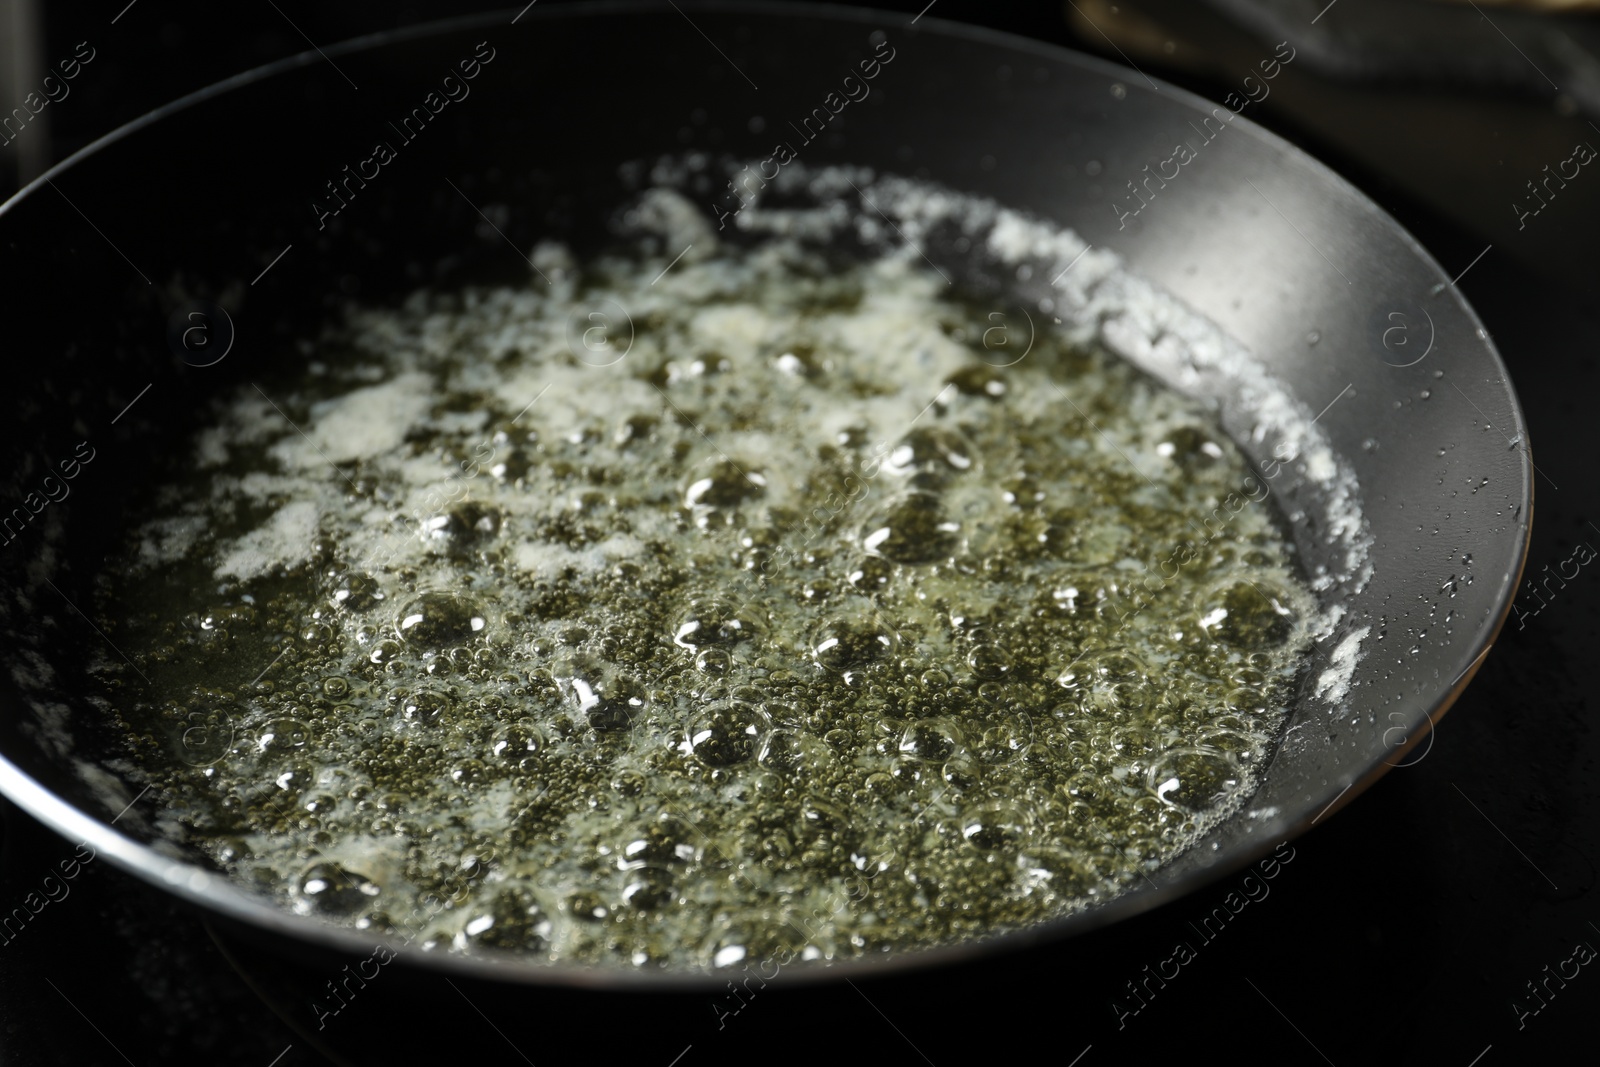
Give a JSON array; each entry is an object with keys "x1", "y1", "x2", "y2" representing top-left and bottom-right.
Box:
[
  {"x1": 812, "y1": 613, "x2": 899, "y2": 670},
  {"x1": 961, "y1": 800, "x2": 1031, "y2": 852},
  {"x1": 297, "y1": 863, "x2": 379, "y2": 915},
  {"x1": 177, "y1": 700, "x2": 240, "y2": 767},
  {"x1": 1196, "y1": 582, "x2": 1295, "y2": 649},
  {"x1": 622, "y1": 866, "x2": 675, "y2": 910},
  {"x1": 758, "y1": 729, "x2": 834, "y2": 776},
  {"x1": 673, "y1": 598, "x2": 762, "y2": 648},
  {"x1": 682, "y1": 701, "x2": 768, "y2": 766},
  {"x1": 330, "y1": 573, "x2": 386, "y2": 613},
  {"x1": 491, "y1": 722, "x2": 544, "y2": 761},
  {"x1": 861, "y1": 491, "x2": 960, "y2": 563},
  {"x1": 942, "y1": 755, "x2": 983, "y2": 791},
  {"x1": 684, "y1": 460, "x2": 766, "y2": 508},
  {"x1": 883, "y1": 427, "x2": 976, "y2": 484},
  {"x1": 254, "y1": 717, "x2": 312, "y2": 754},
  {"x1": 1148, "y1": 748, "x2": 1240, "y2": 813},
  {"x1": 694, "y1": 648, "x2": 733, "y2": 675},
  {"x1": 564, "y1": 671, "x2": 646, "y2": 731},
  {"x1": 400, "y1": 690, "x2": 451, "y2": 727},
  {"x1": 422, "y1": 501, "x2": 501, "y2": 553},
  {"x1": 898, "y1": 718, "x2": 964, "y2": 762},
  {"x1": 976, "y1": 713, "x2": 1034, "y2": 763},
  {"x1": 967, "y1": 643, "x2": 1014, "y2": 680},
  {"x1": 396, "y1": 592, "x2": 488, "y2": 648}
]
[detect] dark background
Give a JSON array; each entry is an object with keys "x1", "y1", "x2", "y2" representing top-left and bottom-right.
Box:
[{"x1": 1, "y1": 2, "x2": 1596, "y2": 1064}]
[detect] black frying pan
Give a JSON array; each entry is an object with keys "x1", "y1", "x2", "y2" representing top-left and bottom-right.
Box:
[{"x1": 0, "y1": 2, "x2": 1531, "y2": 989}]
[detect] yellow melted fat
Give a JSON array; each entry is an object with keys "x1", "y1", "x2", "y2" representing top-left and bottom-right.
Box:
[{"x1": 100, "y1": 197, "x2": 1322, "y2": 971}]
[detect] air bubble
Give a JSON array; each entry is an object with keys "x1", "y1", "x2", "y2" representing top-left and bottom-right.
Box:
[
  {"x1": 682, "y1": 702, "x2": 768, "y2": 766},
  {"x1": 684, "y1": 460, "x2": 766, "y2": 508},
  {"x1": 812, "y1": 613, "x2": 899, "y2": 670},
  {"x1": 861, "y1": 491, "x2": 960, "y2": 563},
  {"x1": 491, "y1": 722, "x2": 544, "y2": 761},
  {"x1": 400, "y1": 690, "x2": 450, "y2": 727},
  {"x1": 694, "y1": 648, "x2": 732, "y2": 675},
  {"x1": 422, "y1": 501, "x2": 501, "y2": 553},
  {"x1": 898, "y1": 718, "x2": 964, "y2": 762},
  {"x1": 330, "y1": 573, "x2": 385, "y2": 613},
  {"x1": 1148, "y1": 749, "x2": 1240, "y2": 813},
  {"x1": 396, "y1": 592, "x2": 487, "y2": 648},
  {"x1": 673, "y1": 598, "x2": 761, "y2": 648},
  {"x1": 563, "y1": 670, "x2": 645, "y2": 731},
  {"x1": 298, "y1": 863, "x2": 379, "y2": 915},
  {"x1": 255, "y1": 717, "x2": 312, "y2": 754},
  {"x1": 961, "y1": 801, "x2": 1031, "y2": 852},
  {"x1": 1196, "y1": 582, "x2": 1295, "y2": 649},
  {"x1": 882, "y1": 427, "x2": 976, "y2": 484},
  {"x1": 967, "y1": 643, "x2": 1014, "y2": 679}
]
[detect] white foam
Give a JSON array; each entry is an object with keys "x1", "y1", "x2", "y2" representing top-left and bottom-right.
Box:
[
  {"x1": 214, "y1": 500, "x2": 320, "y2": 580},
  {"x1": 1315, "y1": 624, "x2": 1370, "y2": 705},
  {"x1": 270, "y1": 371, "x2": 433, "y2": 469}
]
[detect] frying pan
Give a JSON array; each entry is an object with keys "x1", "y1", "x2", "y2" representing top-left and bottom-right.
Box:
[{"x1": 0, "y1": 2, "x2": 1531, "y2": 988}]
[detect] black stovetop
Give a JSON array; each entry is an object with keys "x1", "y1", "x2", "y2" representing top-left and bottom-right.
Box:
[{"x1": 3, "y1": 3, "x2": 1596, "y2": 1064}]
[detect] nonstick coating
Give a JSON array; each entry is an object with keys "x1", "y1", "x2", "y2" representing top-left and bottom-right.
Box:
[{"x1": 0, "y1": 2, "x2": 1531, "y2": 988}]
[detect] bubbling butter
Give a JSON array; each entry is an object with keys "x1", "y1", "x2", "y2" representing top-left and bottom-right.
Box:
[{"x1": 96, "y1": 182, "x2": 1325, "y2": 971}]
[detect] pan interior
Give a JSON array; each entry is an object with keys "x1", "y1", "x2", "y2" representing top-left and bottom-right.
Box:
[
  {"x1": 79, "y1": 162, "x2": 1352, "y2": 969},
  {"x1": 0, "y1": 4, "x2": 1529, "y2": 983}
]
